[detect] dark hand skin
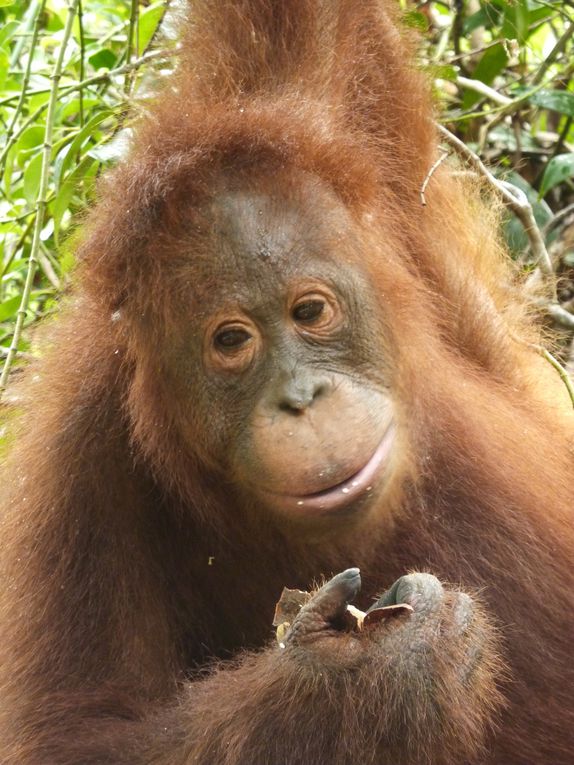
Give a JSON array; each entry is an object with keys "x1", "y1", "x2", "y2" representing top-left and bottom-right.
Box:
[{"x1": 286, "y1": 569, "x2": 481, "y2": 677}]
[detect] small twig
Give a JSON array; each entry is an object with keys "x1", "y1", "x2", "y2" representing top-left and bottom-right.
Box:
[
  {"x1": 550, "y1": 115, "x2": 573, "y2": 160},
  {"x1": 77, "y1": 0, "x2": 85, "y2": 128},
  {"x1": 420, "y1": 152, "x2": 448, "y2": 206},
  {"x1": 476, "y1": 81, "x2": 552, "y2": 151},
  {"x1": 7, "y1": 0, "x2": 46, "y2": 116},
  {"x1": 9, "y1": 0, "x2": 42, "y2": 68},
  {"x1": 545, "y1": 303, "x2": 574, "y2": 330},
  {"x1": 456, "y1": 76, "x2": 512, "y2": 106},
  {"x1": 529, "y1": 0, "x2": 574, "y2": 22},
  {"x1": 0, "y1": 48, "x2": 176, "y2": 108},
  {"x1": 448, "y1": 39, "x2": 506, "y2": 63},
  {"x1": 0, "y1": 0, "x2": 47, "y2": 193},
  {"x1": 532, "y1": 21, "x2": 574, "y2": 85},
  {"x1": 0, "y1": 209, "x2": 36, "y2": 226},
  {"x1": 125, "y1": 0, "x2": 139, "y2": 95},
  {"x1": 511, "y1": 116, "x2": 523, "y2": 168},
  {"x1": 0, "y1": 217, "x2": 35, "y2": 282},
  {"x1": 537, "y1": 346, "x2": 574, "y2": 408},
  {"x1": 0, "y1": 49, "x2": 175, "y2": 175},
  {"x1": 38, "y1": 244, "x2": 61, "y2": 290},
  {"x1": 0, "y1": 0, "x2": 80, "y2": 394},
  {"x1": 445, "y1": 80, "x2": 550, "y2": 128},
  {"x1": 437, "y1": 124, "x2": 555, "y2": 290},
  {"x1": 542, "y1": 202, "x2": 574, "y2": 237}
]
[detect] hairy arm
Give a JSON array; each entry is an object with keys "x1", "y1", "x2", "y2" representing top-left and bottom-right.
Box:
[
  {"x1": 141, "y1": 572, "x2": 502, "y2": 765},
  {"x1": 0, "y1": 557, "x2": 501, "y2": 765}
]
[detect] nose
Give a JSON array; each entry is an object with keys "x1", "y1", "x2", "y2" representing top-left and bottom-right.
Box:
[{"x1": 275, "y1": 371, "x2": 330, "y2": 414}]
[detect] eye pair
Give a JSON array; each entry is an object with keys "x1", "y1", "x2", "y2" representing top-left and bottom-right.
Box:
[{"x1": 214, "y1": 297, "x2": 327, "y2": 351}]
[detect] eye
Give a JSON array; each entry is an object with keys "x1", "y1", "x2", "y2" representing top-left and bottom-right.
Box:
[
  {"x1": 292, "y1": 299, "x2": 325, "y2": 324},
  {"x1": 290, "y1": 290, "x2": 340, "y2": 334},
  {"x1": 214, "y1": 327, "x2": 252, "y2": 350}
]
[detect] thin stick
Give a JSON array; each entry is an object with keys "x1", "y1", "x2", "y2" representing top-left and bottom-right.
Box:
[
  {"x1": 539, "y1": 347, "x2": 574, "y2": 408},
  {"x1": 533, "y1": 21, "x2": 574, "y2": 85},
  {"x1": 0, "y1": 0, "x2": 80, "y2": 394},
  {"x1": 456, "y1": 76, "x2": 511, "y2": 106},
  {"x1": 0, "y1": 48, "x2": 174, "y2": 108},
  {"x1": 437, "y1": 124, "x2": 555, "y2": 291},
  {"x1": 420, "y1": 152, "x2": 448, "y2": 206},
  {"x1": 77, "y1": 0, "x2": 85, "y2": 128},
  {"x1": 1, "y1": 0, "x2": 47, "y2": 180},
  {"x1": 125, "y1": 0, "x2": 139, "y2": 95},
  {"x1": 0, "y1": 49, "x2": 174, "y2": 174},
  {"x1": 542, "y1": 202, "x2": 574, "y2": 236}
]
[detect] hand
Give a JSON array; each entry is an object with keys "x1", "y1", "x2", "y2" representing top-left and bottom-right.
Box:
[
  {"x1": 283, "y1": 568, "x2": 366, "y2": 667},
  {"x1": 284, "y1": 569, "x2": 491, "y2": 683},
  {"x1": 366, "y1": 572, "x2": 488, "y2": 685}
]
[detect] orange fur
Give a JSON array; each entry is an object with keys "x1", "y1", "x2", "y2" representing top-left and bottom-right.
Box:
[{"x1": 0, "y1": 2, "x2": 573, "y2": 763}]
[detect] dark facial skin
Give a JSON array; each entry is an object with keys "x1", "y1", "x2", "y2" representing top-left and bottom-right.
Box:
[{"x1": 166, "y1": 178, "x2": 396, "y2": 522}]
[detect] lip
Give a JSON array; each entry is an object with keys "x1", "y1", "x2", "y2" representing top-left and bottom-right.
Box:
[{"x1": 265, "y1": 421, "x2": 396, "y2": 515}]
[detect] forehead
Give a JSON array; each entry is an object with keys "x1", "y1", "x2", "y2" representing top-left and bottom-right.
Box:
[{"x1": 192, "y1": 178, "x2": 360, "y2": 301}]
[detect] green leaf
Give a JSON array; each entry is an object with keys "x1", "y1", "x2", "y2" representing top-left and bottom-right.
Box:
[
  {"x1": 0, "y1": 0, "x2": 15, "y2": 7},
  {"x1": 402, "y1": 11, "x2": 428, "y2": 31},
  {"x1": 14, "y1": 126, "x2": 45, "y2": 159},
  {"x1": 88, "y1": 48, "x2": 117, "y2": 70},
  {"x1": 58, "y1": 98, "x2": 100, "y2": 122},
  {"x1": 54, "y1": 110, "x2": 111, "y2": 189},
  {"x1": 514, "y1": 0, "x2": 530, "y2": 44},
  {"x1": 463, "y1": 8, "x2": 494, "y2": 34},
  {"x1": 137, "y1": 4, "x2": 165, "y2": 51},
  {"x1": 22, "y1": 152, "x2": 43, "y2": 204},
  {"x1": 53, "y1": 155, "x2": 98, "y2": 244},
  {"x1": 0, "y1": 49, "x2": 9, "y2": 88},
  {"x1": 432, "y1": 65, "x2": 458, "y2": 82},
  {"x1": 528, "y1": 90, "x2": 574, "y2": 118},
  {"x1": 0, "y1": 296, "x2": 21, "y2": 323},
  {"x1": 539, "y1": 154, "x2": 574, "y2": 197},
  {"x1": 462, "y1": 45, "x2": 508, "y2": 109},
  {"x1": 0, "y1": 20, "x2": 19, "y2": 47},
  {"x1": 526, "y1": 6, "x2": 554, "y2": 28}
]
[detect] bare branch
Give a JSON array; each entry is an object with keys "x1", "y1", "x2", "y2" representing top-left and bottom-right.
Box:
[
  {"x1": 420, "y1": 152, "x2": 449, "y2": 206},
  {"x1": 437, "y1": 124, "x2": 555, "y2": 290}
]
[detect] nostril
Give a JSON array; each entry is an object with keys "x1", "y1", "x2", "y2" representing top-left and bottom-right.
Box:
[
  {"x1": 275, "y1": 375, "x2": 330, "y2": 414},
  {"x1": 278, "y1": 400, "x2": 306, "y2": 414},
  {"x1": 313, "y1": 383, "x2": 326, "y2": 401}
]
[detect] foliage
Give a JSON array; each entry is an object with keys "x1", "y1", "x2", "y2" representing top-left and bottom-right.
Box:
[
  {"x1": 0, "y1": 0, "x2": 573, "y2": 387},
  {"x1": 0, "y1": 0, "x2": 172, "y2": 384}
]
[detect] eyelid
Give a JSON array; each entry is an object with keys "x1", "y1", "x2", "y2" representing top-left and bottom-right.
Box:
[
  {"x1": 206, "y1": 318, "x2": 260, "y2": 372},
  {"x1": 215, "y1": 326, "x2": 252, "y2": 349},
  {"x1": 292, "y1": 298, "x2": 325, "y2": 320},
  {"x1": 291, "y1": 288, "x2": 342, "y2": 335}
]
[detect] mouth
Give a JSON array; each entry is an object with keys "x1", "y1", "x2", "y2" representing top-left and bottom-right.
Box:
[{"x1": 266, "y1": 422, "x2": 396, "y2": 516}]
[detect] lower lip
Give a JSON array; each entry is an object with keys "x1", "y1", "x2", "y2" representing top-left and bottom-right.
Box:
[{"x1": 267, "y1": 422, "x2": 396, "y2": 516}]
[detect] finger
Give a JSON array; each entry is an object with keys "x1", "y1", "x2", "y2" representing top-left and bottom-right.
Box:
[
  {"x1": 369, "y1": 573, "x2": 443, "y2": 616},
  {"x1": 303, "y1": 568, "x2": 361, "y2": 624}
]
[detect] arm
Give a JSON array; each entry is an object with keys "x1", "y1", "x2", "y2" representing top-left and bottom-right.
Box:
[
  {"x1": 0, "y1": 567, "x2": 500, "y2": 765},
  {"x1": 144, "y1": 571, "x2": 502, "y2": 765}
]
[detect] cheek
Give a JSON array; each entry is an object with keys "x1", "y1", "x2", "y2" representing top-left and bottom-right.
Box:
[{"x1": 178, "y1": 375, "x2": 260, "y2": 468}]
